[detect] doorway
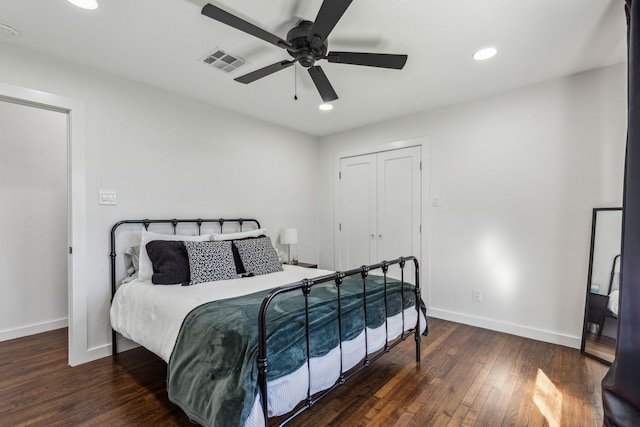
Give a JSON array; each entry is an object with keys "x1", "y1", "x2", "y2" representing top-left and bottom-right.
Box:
[
  {"x1": 0, "y1": 82, "x2": 87, "y2": 366},
  {"x1": 0, "y1": 98, "x2": 69, "y2": 342}
]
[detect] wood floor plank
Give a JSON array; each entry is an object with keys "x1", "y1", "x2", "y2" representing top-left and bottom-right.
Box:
[{"x1": 0, "y1": 318, "x2": 608, "y2": 426}]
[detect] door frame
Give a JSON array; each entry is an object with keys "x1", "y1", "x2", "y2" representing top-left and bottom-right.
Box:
[
  {"x1": 333, "y1": 136, "x2": 430, "y2": 293},
  {"x1": 0, "y1": 82, "x2": 88, "y2": 366}
]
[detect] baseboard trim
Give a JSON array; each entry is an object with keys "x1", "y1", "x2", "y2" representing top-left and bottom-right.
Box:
[
  {"x1": 0, "y1": 318, "x2": 68, "y2": 342},
  {"x1": 427, "y1": 307, "x2": 581, "y2": 349},
  {"x1": 71, "y1": 339, "x2": 140, "y2": 367},
  {"x1": 81, "y1": 337, "x2": 141, "y2": 366}
]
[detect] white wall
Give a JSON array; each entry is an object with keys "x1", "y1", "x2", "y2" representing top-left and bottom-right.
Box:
[
  {"x1": 317, "y1": 63, "x2": 627, "y2": 347},
  {"x1": 0, "y1": 100, "x2": 68, "y2": 340},
  {"x1": 0, "y1": 43, "x2": 319, "y2": 361},
  {"x1": 0, "y1": 37, "x2": 627, "y2": 359}
]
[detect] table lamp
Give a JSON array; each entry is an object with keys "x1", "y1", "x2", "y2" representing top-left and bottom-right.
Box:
[{"x1": 280, "y1": 228, "x2": 298, "y2": 264}]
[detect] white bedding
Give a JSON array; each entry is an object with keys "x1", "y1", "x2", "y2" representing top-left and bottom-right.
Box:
[
  {"x1": 111, "y1": 264, "x2": 334, "y2": 362},
  {"x1": 608, "y1": 289, "x2": 619, "y2": 316},
  {"x1": 110, "y1": 264, "x2": 426, "y2": 426}
]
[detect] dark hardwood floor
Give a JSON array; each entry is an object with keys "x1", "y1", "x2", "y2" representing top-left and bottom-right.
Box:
[{"x1": 0, "y1": 318, "x2": 607, "y2": 426}]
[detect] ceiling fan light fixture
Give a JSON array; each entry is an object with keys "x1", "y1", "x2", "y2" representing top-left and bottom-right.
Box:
[
  {"x1": 67, "y1": 0, "x2": 98, "y2": 10},
  {"x1": 319, "y1": 103, "x2": 334, "y2": 111},
  {"x1": 473, "y1": 47, "x2": 497, "y2": 61}
]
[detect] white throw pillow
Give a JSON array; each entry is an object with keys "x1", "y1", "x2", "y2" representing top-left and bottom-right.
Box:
[
  {"x1": 138, "y1": 228, "x2": 211, "y2": 281},
  {"x1": 211, "y1": 228, "x2": 266, "y2": 241}
]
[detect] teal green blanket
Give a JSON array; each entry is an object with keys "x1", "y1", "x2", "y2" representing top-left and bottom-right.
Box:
[{"x1": 167, "y1": 275, "x2": 427, "y2": 427}]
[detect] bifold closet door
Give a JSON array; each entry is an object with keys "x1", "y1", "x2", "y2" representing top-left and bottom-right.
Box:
[
  {"x1": 376, "y1": 147, "x2": 421, "y2": 281},
  {"x1": 338, "y1": 146, "x2": 421, "y2": 281},
  {"x1": 339, "y1": 153, "x2": 378, "y2": 269}
]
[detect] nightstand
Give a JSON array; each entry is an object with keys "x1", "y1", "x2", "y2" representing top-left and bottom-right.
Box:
[
  {"x1": 587, "y1": 292, "x2": 609, "y2": 335},
  {"x1": 285, "y1": 262, "x2": 318, "y2": 269}
]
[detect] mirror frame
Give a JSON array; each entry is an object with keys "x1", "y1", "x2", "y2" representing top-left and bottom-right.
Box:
[{"x1": 581, "y1": 207, "x2": 622, "y2": 365}]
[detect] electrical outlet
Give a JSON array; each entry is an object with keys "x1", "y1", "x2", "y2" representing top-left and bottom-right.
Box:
[{"x1": 472, "y1": 289, "x2": 483, "y2": 302}]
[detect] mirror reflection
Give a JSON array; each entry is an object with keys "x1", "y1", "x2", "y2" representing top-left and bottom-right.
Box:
[{"x1": 582, "y1": 207, "x2": 622, "y2": 364}]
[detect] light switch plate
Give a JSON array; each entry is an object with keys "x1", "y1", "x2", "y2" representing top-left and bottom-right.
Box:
[{"x1": 99, "y1": 189, "x2": 117, "y2": 205}]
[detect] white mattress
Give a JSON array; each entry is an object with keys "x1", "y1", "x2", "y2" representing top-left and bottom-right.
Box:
[{"x1": 110, "y1": 264, "x2": 426, "y2": 426}]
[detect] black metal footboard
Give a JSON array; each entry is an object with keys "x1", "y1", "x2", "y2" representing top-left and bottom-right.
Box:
[{"x1": 257, "y1": 256, "x2": 422, "y2": 426}]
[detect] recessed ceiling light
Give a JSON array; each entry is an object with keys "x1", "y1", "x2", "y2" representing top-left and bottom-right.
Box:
[
  {"x1": 473, "y1": 47, "x2": 497, "y2": 61},
  {"x1": 319, "y1": 103, "x2": 333, "y2": 111},
  {"x1": 67, "y1": 0, "x2": 98, "y2": 10}
]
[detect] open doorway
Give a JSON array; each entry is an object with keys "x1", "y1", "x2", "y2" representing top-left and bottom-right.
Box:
[
  {"x1": 0, "y1": 98, "x2": 69, "y2": 345},
  {"x1": 0, "y1": 83, "x2": 87, "y2": 366}
]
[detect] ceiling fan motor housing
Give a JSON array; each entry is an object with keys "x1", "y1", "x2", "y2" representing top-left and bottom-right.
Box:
[{"x1": 286, "y1": 20, "x2": 328, "y2": 68}]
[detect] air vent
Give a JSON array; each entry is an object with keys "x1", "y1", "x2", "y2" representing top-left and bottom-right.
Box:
[{"x1": 200, "y1": 49, "x2": 245, "y2": 73}]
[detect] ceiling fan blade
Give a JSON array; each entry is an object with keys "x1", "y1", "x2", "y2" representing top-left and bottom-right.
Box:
[
  {"x1": 235, "y1": 60, "x2": 295, "y2": 84},
  {"x1": 202, "y1": 4, "x2": 292, "y2": 50},
  {"x1": 307, "y1": 0, "x2": 353, "y2": 48},
  {"x1": 330, "y1": 35, "x2": 384, "y2": 49},
  {"x1": 308, "y1": 66, "x2": 338, "y2": 102},
  {"x1": 326, "y1": 52, "x2": 408, "y2": 69}
]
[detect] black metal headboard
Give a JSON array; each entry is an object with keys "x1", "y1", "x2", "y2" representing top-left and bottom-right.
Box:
[
  {"x1": 608, "y1": 254, "x2": 621, "y2": 295},
  {"x1": 110, "y1": 217, "x2": 260, "y2": 354}
]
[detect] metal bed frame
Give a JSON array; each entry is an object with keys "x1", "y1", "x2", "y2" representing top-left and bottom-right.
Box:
[
  {"x1": 110, "y1": 217, "x2": 261, "y2": 355},
  {"x1": 110, "y1": 218, "x2": 422, "y2": 426},
  {"x1": 258, "y1": 256, "x2": 421, "y2": 426}
]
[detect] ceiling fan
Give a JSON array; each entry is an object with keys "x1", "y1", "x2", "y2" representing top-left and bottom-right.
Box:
[{"x1": 201, "y1": 1, "x2": 408, "y2": 102}]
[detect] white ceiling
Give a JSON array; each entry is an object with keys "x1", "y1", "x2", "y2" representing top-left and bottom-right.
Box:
[{"x1": 0, "y1": 0, "x2": 627, "y2": 137}]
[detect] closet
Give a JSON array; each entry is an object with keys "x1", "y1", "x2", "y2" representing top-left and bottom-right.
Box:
[{"x1": 337, "y1": 146, "x2": 421, "y2": 280}]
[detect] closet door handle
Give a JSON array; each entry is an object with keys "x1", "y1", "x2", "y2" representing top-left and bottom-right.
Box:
[
  {"x1": 370, "y1": 234, "x2": 375, "y2": 240},
  {"x1": 378, "y1": 234, "x2": 383, "y2": 240}
]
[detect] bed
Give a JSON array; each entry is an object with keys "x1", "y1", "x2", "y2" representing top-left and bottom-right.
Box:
[
  {"x1": 606, "y1": 254, "x2": 621, "y2": 318},
  {"x1": 109, "y1": 218, "x2": 427, "y2": 427}
]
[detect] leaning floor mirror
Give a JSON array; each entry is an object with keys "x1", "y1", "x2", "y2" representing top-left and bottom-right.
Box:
[{"x1": 581, "y1": 207, "x2": 622, "y2": 364}]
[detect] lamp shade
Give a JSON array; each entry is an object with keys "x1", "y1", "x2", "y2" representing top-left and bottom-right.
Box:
[{"x1": 280, "y1": 228, "x2": 298, "y2": 245}]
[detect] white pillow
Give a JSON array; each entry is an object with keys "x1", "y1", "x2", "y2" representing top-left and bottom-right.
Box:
[
  {"x1": 138, "y1": 228, "x2": 212, "y2": 281},
  {"x1": 211, "y1": 228, "x2": 267, "y2": 241}
]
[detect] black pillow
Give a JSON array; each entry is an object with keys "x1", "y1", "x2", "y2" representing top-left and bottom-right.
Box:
[
  {"x1": 231, "y1": 242, "x2": 246, "y2": 275},
  {"x1": 145, "y1": 240, "x2": 190, "y2": 285},
  {"x1": 231, "y1": 235, "x2": 266, "y2": 276}
]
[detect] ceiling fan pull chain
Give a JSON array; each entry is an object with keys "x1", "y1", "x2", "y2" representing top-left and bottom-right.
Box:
[{"x1": 294, "y1": 64, "x2": 298, "y2": 100}]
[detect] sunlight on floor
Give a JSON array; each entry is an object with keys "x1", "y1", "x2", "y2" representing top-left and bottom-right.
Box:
[{"x1": 533, "y1": 368, "x2": 563, "y2": 427}]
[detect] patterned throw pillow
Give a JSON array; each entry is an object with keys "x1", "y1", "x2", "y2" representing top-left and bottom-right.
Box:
[
  {"x1": 233, "y1": 236, "x2": 283, "y2": 276},
  {"x1": 183, "y1": 241, "x2": 238, "y2": 285}
]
